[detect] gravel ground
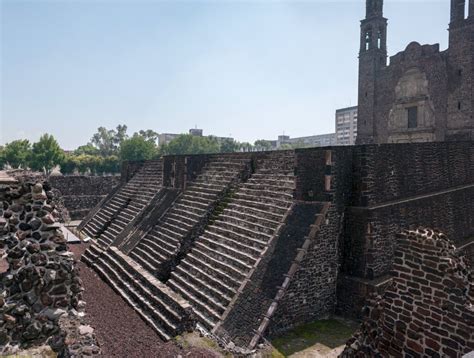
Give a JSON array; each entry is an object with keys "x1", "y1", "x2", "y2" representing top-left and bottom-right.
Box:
[{"x1": 68, "y1": 243, "x2": 218, "y2": 358}]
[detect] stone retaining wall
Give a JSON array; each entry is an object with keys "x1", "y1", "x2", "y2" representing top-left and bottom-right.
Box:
[
  {"x1": 0, "y1": 181, "x2": 100, "y2": 355},
  {"x1": 49, "y1": 175, "x2": 120, "y2": 220},
  {"x1": 341, "y1": 228, "x2": 474, "y2": 357}
]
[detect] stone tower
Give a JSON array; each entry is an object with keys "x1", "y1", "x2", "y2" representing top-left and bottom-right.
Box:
[
  {"x1": 356, "y1": 0, "x2": 388, "y2": 144},
  {"x1": 447, "y1": 0, "x2": 474, "y2": 140}
]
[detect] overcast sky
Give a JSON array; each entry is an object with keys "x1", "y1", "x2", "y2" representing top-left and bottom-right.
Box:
[{"x1": 1, "y1": 0, "x2": 450, "y2": 149}]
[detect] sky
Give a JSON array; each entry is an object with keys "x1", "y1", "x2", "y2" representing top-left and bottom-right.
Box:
[{"x1": 1, "y1": 0, "x2": 450, "y2": 149}]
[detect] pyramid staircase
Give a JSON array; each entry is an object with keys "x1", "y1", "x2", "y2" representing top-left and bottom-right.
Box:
[
  {"x1": 91, "y1": 246, "x2": 194, "y2": 341},
  {"x1": 125, "y1": 157, "x2": 251, "y2": 278},
  {"x1": 166, "y1": 151, "x2": 296, "y2": 331},
  {"x1": 81, "y1": 160, "x2": 163, "y2": 264}
]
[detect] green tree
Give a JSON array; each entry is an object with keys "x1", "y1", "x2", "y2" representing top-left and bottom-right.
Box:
[
  {"x1": 254, "y1": 139, "x2": 273, "y2": 151},
  {"x1": 75, "y1": 143, "x2": 100, "y2": 156},
  {"x1": 120, "y1": 135, "x2": 157, "y2": 161},
  {"x1": 220, "y1": 138, "x2": 240, "y2": 153},
  {"x1": 160, "y1": 134, "x2": 220, "y2": 155},
  {"x1": 100, "y1": 155, "x2": 120, "y2": 174},
  {"x1": 30, "y1": 134, "x2": 64, "y2": 174},
  {"x1": 135, "y1": 129, "x2": 159, "y2": 144},
  {"x1": 60, "y1": 155, "x2": 78, "y2": 175},
  {"x1": 2, "y1": 140, "x2": 32, "y2": 168},
  {"x1": 90, "y1": 125, "x2": 128, "y2": 156},
  {"x1": 0, "y1": 146, "x2": 5, "y2": 169},
  {"x1": 239, "y1": 142, "x2": 253, "y2": 152}
]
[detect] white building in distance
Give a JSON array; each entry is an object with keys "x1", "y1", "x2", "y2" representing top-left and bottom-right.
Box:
[{"x1": 336, "y1": 106, "x2": 358, "y2": 145}]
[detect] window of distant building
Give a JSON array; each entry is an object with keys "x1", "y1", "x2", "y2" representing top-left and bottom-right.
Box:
[{"x1": 407, "y1": 106, "x2": 418, "y2": 128}]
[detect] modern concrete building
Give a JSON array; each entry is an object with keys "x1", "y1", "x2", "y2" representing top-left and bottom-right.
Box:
[
  {"x1": 276, "y1": 133, "x2": 337, "y2": 148},
  {"x1": 336, "y1": 106, "x2": 358, "y2": 145}
]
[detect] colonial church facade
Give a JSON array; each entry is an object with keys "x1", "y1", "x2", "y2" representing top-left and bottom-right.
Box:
[{"x1": 357, "y1": 0, "x2": 474, "y2": 144}]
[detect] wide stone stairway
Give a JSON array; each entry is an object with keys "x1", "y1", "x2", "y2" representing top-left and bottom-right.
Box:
[
  {"x1": 167, "y1": 152, "x2": 296, "y2": 330},
  {"x1": 128, "y1": 157, "x2": 251, "y2": 278},
  {"x1": 81, "y1": 160, "x2": 163, "y2": 263},
  {"x1": 90, "y1": 246, "x2": 193, "y2": 341},
  {"x1": 81, "y1": 152, "x2": 308, "y2": 344}
]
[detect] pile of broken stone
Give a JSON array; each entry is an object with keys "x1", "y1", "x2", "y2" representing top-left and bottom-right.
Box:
[{"x1": 0, "y1": 180, "x2": 99, "y2": 356}]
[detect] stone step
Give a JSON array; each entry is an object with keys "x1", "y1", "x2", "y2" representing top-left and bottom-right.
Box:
[
  {"x1": 172, "y1": 204, "x2": 206, "y2": 217},
  {"x1": 179, "y1": 198, "x2": 209, "y2": 211},
  {"x1": 144, "y1": 233, "x2": 180, "y2": 252},
  {"x1": 198, "y1": 235, "x2": 259, "y2": 265},
  {"x1": 92, "y1": 261, "x2": 173, "y2": 340},
  {"x1": 221, "y1": 208, "x2": 281, "y2": 228},
  {"x1": 191, "y1": 247, "x2": 247, "y2": 281},
  {"x1": 161, "y1": 222, "x2": 189, "y2": 236},
  {"x1": 96, "y1": 254, "x2": 180, "y2": 331},
  {"x1": 167, "y1": 279, "x2": 219, "y2": 330},
  {"x1": 130, "y1": 246, "x2": 164, "y2": 271},
  {"x1": 165, "y1": 212, "x2": 198, "y2": 228},
  {"x1": 185, "y1": 253, "x2": 242, "y2": 289},
  {"x1": 168, "y1": 273, "x2": 226, "y2": 317},
  {"x1": 234, "y1": 192, "x2": 292, "y2": 208},
  {"x1": 186, "y1": 182, "x2": 226, "y2": 194},
  {"x1": 157, "y1": 226, "x2": 183, "y2": 241},
  {"x1": 230, "y1": 198, "x2": 289, "y2": 216},
  {"x1": 218, "y1": 214, "x2": 276, "y2": 236},
  {"x1": 139, "y1": 239, "x2": 176, "y2": 261},
  {"x1": 184, "y1": 189, "x2": 217, "y2": 200},
  {"x1": 173, "y1": 264, "x2": 234, "y2": 304},
  {"x1": 243, "y1": 180, "x2": 295, "y2": 190},
  {"x1": 129, "y1": 251, "x2": 159, "y2": 273},
  {"x1": 195, "y1": 241, "x2": 253, "y2": 272},
  {"x1": 212, "y1": 219, "x2": 272, "y2": 242},
  {"x1": 180, "y1": 194, "x2": 214, "y2": 206},
  {"x1": 82, "y1": 243, "x2": 104, "y2": 265},
  {"x1": 165, "y1": 215, "x2": 195, "y2": 230},
  {"x1": 148, "y1": 231, "x2": 181, "y2": 248},
  {"x1": 249, "y1": 173, "x2": 295, "y2": 182},
  {"x1": 200, "y1": 233, "x2": 263, "y2": 260},
  {"x1": 239, "y1": 187, "x2": 294, "y2": 200}
]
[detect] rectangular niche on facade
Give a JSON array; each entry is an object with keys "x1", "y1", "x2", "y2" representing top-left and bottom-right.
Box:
[{"x1": 407, "y1": 106, "x2": 418, "y2": 128}]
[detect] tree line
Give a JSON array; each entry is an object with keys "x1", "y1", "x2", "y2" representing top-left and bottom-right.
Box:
[{"x1": 0, "y1": 125, "x2": 283, "y2": 175}]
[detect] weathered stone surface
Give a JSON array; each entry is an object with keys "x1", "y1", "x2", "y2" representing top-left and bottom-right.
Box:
[
  {"x1": 341, "y1": 229, "x2": 474, "y2": 357},
  {"x1": 0, "y1": 180, "x2": 100, "y2": 355}
]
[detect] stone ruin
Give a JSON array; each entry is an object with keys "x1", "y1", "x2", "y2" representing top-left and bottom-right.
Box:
[
  {"x1": 341, "y1": 228, "x2": 474, "y2": 357},
  {"x1": 0, "y1": 180, "x2": 100, "y2": 355},
  {"x1": 74, "y1": 141, "x2": 473, "y2": 350}
]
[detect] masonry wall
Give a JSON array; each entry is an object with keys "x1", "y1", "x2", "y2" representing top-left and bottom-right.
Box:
[
  {"x1": 335, "y1": 141, "x2": 474, "y2": 317},
  {"x1": 341, "y1": 229, "x2": 474, "y2": 357},
  {"x1": 268, "y1": 205, "x2": 340, "y2": 337},
  {"x1": 349, "y1": 141, "x2": 474, "y2": 207},
  {"x1": 49, "y1": 175, "x2": 120, "y2": 220},
  {"x1": 215, "y1": 203, "x2": 321, "y2": 347}
]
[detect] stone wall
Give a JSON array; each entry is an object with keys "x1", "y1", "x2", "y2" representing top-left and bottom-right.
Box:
[
  {"x1": 0, "y1": 181, "x2": 100, "y2": 355},
  {"x1": 49, "y1": 175, "x2": 120, "y2": 220},
  {"x1": 336, "y1": 141, "x2": 474, "y2": 317},
  {"x1": 349, "y1": 141, "x2": 474, "y2": 207},
  {"x1": 341, "y1": 229, "x2": 474, "y2": 357},
  {"x1": 268, "y1": 204, "x2": 339, "y2": 336}
]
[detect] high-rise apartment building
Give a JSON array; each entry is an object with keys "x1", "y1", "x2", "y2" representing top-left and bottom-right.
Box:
[{"x1": 336, "y1": 106, "x2": 358, "y2": 145}]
